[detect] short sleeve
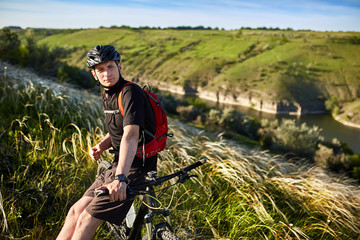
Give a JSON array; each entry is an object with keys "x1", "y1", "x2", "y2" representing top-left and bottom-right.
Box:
[{"x1": 121, "y1": 84, "x2": 145, "y2": 130}]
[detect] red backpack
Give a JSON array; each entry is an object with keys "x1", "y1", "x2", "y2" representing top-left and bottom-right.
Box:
[{"x1": 118, "y1": 82, "x2": 170, "y2": 158}]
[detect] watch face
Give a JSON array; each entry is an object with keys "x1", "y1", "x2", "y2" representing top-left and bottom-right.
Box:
[{"x1": 115, "y1": 174, "x2": 128, "y2": 182}]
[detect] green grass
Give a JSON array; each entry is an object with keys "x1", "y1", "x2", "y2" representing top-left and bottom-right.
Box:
[
  {"x1": 1, "y1": 60, "x2": 360, "y2": 239},
  {"x1": 344, "y1": 99, "x2": 360, "y2": 111},
  {"x1": 33, "y1": 28, "x2": 360, "y2": 110}
]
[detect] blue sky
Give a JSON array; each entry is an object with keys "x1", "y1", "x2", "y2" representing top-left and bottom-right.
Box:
[{"x1": 0, "y1": 0, "x2": 359, "y2": 31}]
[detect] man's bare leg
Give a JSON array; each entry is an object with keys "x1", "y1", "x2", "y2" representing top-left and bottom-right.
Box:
[
  {"x1": 71, "y1": 210, "x2": 104, "y2": 240},
  {"x1": 56, "y1": 196, "x2": 93, "y2": 240}
]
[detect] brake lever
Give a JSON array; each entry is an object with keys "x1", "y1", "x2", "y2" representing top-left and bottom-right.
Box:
[{"x1": 178, "y1": 173, "x2": 198, "y2": 183}]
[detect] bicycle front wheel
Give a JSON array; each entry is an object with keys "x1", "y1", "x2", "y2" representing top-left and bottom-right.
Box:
[
  {"x1": 157, "y1": 230, "x2": 181, "y2": 240},
  {"x1": 107, "y1": 221, "x2": 128, "y2": 240}
]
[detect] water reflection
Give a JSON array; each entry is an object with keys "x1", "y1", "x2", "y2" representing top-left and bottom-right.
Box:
[{"x1": 213, "y1": 101, "x2": 360, "y2": 155}]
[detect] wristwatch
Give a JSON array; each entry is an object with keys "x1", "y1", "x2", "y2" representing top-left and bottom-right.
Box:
[{"x1": 114, "y1": 174, "x2": 129, "y2": 184}]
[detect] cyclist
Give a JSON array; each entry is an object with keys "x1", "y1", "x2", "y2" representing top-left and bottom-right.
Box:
[{"x1": 56, "y1": 45, "x2": 157, "y2": 240}]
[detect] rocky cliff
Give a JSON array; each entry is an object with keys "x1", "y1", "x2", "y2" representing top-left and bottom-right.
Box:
[{"x1": 135, "y1": 77, "x2": 326, "y2": 116}]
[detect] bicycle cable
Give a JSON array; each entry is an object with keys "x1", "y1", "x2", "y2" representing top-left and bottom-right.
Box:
[
  {"x1": 141, "y1": 175, "x2": 184, "y2": 210},
  {"x1": 142, "y1": 194, "x2": 164, "y2": 210}
]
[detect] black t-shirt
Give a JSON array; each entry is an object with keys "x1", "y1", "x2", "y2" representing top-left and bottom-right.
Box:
[{"x1": 103, "y1": 79, "x2": 156, "y2": 169}]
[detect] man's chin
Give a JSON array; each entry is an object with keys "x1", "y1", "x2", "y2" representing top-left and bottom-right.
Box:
[{"x1": 102, "y1": 80, "x2": 117, "y2": 87}]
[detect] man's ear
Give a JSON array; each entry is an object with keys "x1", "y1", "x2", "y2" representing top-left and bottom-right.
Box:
[{"x1": 118, "y1": 62, "x2": 122, "y2": 73}]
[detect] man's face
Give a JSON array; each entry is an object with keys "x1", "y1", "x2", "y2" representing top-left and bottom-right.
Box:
[{"x1": 92, "y1": 61, "x2": 122, "y2": 87}]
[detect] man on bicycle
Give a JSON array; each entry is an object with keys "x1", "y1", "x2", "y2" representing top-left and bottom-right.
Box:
[{"x1": 57, "y1": 45, "x2": 157, "y2": 240}]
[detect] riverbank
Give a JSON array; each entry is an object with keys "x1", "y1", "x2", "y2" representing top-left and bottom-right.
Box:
[
  {"x1": 133, "y1": 77, "x2": 360, "y2": 133},
  {"x1": 133, "y1": 77, "x2": 327, "y2": 116},
  {"x1": 335, "y1": 113, "x2": 360, "y2": 129}
]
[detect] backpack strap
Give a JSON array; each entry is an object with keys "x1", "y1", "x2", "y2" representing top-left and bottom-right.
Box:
[
  {"x1": 117, "y1": 82, "x2": 133, "y2": 117},
  {"x1": 117, "y1": 82, "x2": 147, "y2": 165}
]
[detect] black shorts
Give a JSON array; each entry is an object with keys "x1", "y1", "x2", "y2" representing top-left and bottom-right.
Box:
[{"x1": 83, "y1": 157, "x2": 157, "y2": 225}]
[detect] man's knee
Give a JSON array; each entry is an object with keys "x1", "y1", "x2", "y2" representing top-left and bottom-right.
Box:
[
  {"x1": 77, "y1": 210, "x2": 103, "y2": 229},
  {"x1": 67, "y1": 204, "x2": 79, "y2": 219},
  {"x1": 67, "y1": 197, "x2": 92, "y2": 219}
]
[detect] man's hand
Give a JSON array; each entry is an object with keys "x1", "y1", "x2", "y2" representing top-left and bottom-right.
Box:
[
  {"x1": 96, "y1": 180, "x2": 127, "y2": 202},
  {"x1": 89, "y1": 133, "x2": 112, "y2": 161},
  {"x1": 89, "y1": 145, "x2": 103, "y2": 161}
]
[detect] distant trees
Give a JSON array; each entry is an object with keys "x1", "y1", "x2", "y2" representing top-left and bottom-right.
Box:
[
  {"x1": 97, "y1": 25, "x2": 298, "y2": 31},
  {"x1": 101, "y1": 25, "x2": 215, "y2": 30},
  {"x1": 0, "y1": 29, "x2": 94, "y2": 89},
  {"x1": 0, "y1": 29, "x2": 23, "y2": 64}
]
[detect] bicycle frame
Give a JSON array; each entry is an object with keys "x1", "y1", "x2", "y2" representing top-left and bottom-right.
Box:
[{"x1": 127, "y1": 173, "x2": 175, "y2": 240}]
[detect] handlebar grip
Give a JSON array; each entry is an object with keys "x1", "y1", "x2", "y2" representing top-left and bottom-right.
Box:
[
  {"x1": 94, "y1": 189, "x2": 109, "y2": 197},
  {"x1": 181, "y1": 158, "x2": 207, "y2": 173}
]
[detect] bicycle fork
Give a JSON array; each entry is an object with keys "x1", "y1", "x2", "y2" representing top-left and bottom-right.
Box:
[
  {"x1": 145, "y1": 213, "x2": 152, "y2": 240},
  {"x1": 144, "y1": 186, "x2": 173, "y2": 240},
  {"x1": 145, "y1": 209, "x2": 173, "y2": 240}
]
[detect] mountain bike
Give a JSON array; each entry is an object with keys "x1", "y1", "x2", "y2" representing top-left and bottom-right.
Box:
[{"x1": 95, "y1": 158, "x2": 207, "y2": 240}]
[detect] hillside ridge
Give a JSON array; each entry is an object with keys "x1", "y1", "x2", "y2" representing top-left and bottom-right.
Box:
[{"x1": 22, "y1": 28, "x2": 360, "y2": 118}]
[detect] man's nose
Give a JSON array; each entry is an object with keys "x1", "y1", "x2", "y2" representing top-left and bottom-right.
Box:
[{"x1": 104, "y1": 70, "x2": 112, "y2": 77}]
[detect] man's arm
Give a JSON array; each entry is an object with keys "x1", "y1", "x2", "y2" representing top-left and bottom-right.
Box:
[
  {"x1": 96, "y1": 125, "x2": 139, "y2": 202},
  {"x1": 116, "y1": 124, "x2": 139, "y2": 177},
  {"x1": 89, "y1": 133, "x2": 112, "y2": 161}
]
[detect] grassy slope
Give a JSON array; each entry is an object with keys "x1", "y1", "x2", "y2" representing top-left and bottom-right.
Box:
[
  {"x1": 1, "y1": 61, "x2": 360, "y2": 239},
  {"x1": 38, "y1": 28, "x2": 360, "y2": 108}
]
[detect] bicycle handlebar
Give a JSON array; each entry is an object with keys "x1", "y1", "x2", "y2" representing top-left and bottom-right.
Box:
[
  {"x1": 130, "y1": 158, "x2": 207, "y2": 191},
  {"x1": 94, "y1": 158, "x2": 206, "y2": 197}
]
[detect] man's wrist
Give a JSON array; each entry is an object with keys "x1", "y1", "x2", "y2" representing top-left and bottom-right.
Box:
[
  {"x1": 97, "y1": 142, "x2": 104, "y2": 152},
  {"x1": 114, "y1": 174, "x2": 129, "y2": 184}
]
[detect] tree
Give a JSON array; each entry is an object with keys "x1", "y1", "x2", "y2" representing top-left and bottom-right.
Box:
[{"x1": 0, "y1": 29, "x2": 22, "y2": 64}]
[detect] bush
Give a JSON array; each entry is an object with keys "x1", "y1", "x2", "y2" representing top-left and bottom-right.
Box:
[
  {"x1": 207, "y1": 109, "x2": 222, "y2": 128},
  {"x1": 158, "y1": 93, "x2": 179, "y2": 115},
  {"x1": 325, "y1": 96, "x2": 340, "y2": 115},
  {"x1": 314, "y1": 144, "x2": 335, "y2": 169},
  {"x1": 57, "y1": 65, "x2": 94, "y2": 89},
  {"x1": 219, "y1": 107, "x2": 237, "y2": 130},
  {"x1": 270, "y1": 119, "x2": 323, "y2": 157},
  {"x1": 185, "y1": 97, "x2": 209, "y2": 112},
  {"x1": 176, "y1": 105, "x2": 201, "y2": 122},
  {"x1": 257, "y1": 119, "x2": 277, "y2": 147},
  {"x1": 351, "y1": 154, "x2": 360, "y2": 179}
]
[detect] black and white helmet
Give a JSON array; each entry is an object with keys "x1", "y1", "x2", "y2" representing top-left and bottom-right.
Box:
[{"x1": 86, "y1": 45, "x2": 121, "y2": 68}]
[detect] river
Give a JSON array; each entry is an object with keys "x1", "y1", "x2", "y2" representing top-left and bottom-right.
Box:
[
  {"x1": 212, "y1": 102, "x2": 360, "y2": 155},
  {"x1": 165, "y1": 90, "x2": 360, "y2": 155}
]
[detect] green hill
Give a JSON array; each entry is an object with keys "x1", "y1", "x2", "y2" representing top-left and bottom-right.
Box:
[{"x1": 35, "y1": 28, "x2": 360, "y2": 115}]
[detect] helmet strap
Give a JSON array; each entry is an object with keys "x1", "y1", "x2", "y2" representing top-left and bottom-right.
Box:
[{"x1": 116, "y1": 61, "x2": 122, "y2": 78}]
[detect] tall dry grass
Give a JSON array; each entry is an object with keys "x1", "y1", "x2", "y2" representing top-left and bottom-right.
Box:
[
  {"x1": 1, "y1": 60, "x2": 359, "y2": 239},
  {"x1": 156, "y1": 121, "x2": 360, "y2": 239},
  {"x1": 0, "y1": 60, "x2": 110, "y2": 239}
]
